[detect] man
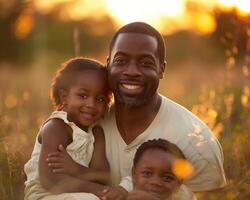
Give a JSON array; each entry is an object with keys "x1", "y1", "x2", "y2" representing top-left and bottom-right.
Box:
[{"x1": 101, "y1": 22, "x2": 227, "y2": 199}]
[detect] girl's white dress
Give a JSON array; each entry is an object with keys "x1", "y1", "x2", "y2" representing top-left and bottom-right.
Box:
[{"x1": 24, "y1": 111, "x2": 100, "y2": 200}]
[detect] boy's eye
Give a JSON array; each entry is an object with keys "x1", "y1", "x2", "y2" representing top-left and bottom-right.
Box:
[
  {"x1": 141, "y1": 170, "x2": 152, "y2": 177},
  {"x1": 162, "y1": 175, "x2": 174, "y2": 182}
]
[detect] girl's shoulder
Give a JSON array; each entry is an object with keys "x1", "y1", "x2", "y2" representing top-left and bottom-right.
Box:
[
  {"x1": 42, "y1": 111, "x2": 73, "y2": 134},
  {"x1": 38, "y1": 112, "x2": 73, "y2": 145}
]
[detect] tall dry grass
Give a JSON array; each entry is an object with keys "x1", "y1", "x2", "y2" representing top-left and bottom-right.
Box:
[{"x1": 0, "y1": 52, "x2": 249, "y2": 199}]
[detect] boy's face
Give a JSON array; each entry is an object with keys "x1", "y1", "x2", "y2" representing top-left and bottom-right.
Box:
[{"x1": 132, "y1": 149, "x2": 182, "y2": 199}]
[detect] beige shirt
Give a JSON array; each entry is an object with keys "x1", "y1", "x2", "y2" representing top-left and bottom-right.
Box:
[{"x1": 101, "y1": 95, "x2": 227, "y2": 198}]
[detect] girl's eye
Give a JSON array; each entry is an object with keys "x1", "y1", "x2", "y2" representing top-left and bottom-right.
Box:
[
  {"x1": 97, "y1": 96, "x2": 106, "y2": 103},
  {"x1": 79, "y1": 94, "x2": 87, "y2": 99}
]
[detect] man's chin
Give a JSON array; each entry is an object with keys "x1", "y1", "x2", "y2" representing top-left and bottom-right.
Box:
[{"x1": 118, "y1": 96, "x2": 146, "y2": 108}]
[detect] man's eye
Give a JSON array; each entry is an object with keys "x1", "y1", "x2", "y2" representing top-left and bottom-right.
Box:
[
  {"x1": 113, "y1": 58, "x2": 126, "y2": 65},
  {"x1": 140, "y1": 60, "x2": 154, "y2": 67}
]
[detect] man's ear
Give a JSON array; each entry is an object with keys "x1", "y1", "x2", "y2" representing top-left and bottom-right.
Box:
[
  {"x1": 159, "y1": 60, "x2": 166, "y2": 79},
  {"x1": 106, "y1": 56, "x2": 110, "y2": 68}
]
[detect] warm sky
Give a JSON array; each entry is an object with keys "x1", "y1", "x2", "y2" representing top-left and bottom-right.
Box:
[{"x1": 33, "y1": 0, "x2": 250, "y2": 35}]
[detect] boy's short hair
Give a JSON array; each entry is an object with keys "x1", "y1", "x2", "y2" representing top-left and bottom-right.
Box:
[
  {"x1": 109, "y1": 22, "x2": 166, "y2": 65},
  {"x1": 133, "y1": 139, "x2": 185, "y2": 167}
]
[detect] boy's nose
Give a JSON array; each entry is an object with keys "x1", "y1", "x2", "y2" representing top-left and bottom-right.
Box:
[{"x1": 149, "y1": 176, "x2": 163, "y2": 187}]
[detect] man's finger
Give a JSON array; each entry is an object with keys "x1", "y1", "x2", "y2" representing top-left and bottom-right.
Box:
[
  {"x1": 52, "y1": 168, "x2": 65, "y2": 173},
  {"x1": 58, "y1": 144, "x2": 66, "y2": 152},
  {"x1": 48, "y1": 162, "x2": 63, "y2": 168},
  {"x1": 46, "y1": 157, "x2": 62, "y2": 163},
  {"x1": 47, "y1": 152, "x2": 61, "y2": 157}
]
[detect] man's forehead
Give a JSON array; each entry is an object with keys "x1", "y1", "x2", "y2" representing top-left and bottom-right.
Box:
[
  {"x1": 115, "y1": 32, "x2": 157, "y2": 44},
  {"x1": 111, "y1": 33, "x2": 158, "y2": 55}
]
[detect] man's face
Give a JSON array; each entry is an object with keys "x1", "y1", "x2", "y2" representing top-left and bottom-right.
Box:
[{"x1": 108, "y1": 33, "x2": 164, "y2": 107}]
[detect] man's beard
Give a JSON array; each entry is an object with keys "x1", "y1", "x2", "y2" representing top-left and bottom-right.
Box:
[{"x1": 115, "y1": 89, "x2": 152, "y2": 108}]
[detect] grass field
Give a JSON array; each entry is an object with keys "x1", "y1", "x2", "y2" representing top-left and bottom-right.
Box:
[{"x1": 0, "y1": 61, "x2": 249, "y2": 199}]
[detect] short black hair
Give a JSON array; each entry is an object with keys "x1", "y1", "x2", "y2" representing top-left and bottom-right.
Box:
[
  {"x1": 133, "y1": 139, "x2": 185, "y2": 167},
  {"x1": 109, "y1": 22, "x2": 166, "y2": 65},
  {"x1": 50, "y1": 57, "x2": 110, "y2": 110}
]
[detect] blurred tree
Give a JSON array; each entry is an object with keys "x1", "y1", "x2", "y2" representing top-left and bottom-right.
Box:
[
  {"x1": 0, "y1": 0, "x2": 27, "y2": 63},
  {"x1": 0, "y1": 0, "x2": 116, "y2": 68},
  {"x1": 213, "y1": 9, "x2": 250, "y2": 66}
]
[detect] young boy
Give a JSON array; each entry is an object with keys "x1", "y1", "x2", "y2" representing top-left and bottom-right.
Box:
[{"x1": 128, "y1": 139, "x2": 195, "y2": 200}]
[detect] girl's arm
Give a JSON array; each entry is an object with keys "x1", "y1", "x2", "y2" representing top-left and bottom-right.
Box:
[
  {"x1": 39, "y1": 119, "x2": 106, "y2": 195},
  {"x1": 46, "y1": 126, "x2": 110, "y2": 184}
]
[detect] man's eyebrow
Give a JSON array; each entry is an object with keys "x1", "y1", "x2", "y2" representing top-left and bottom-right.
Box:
[
  {"x1": 140, "y1": 54, "x2": 155, "y2": 59},
  {"x1": 113, "y1": 52, "x2": 127, "y2": 57},
  {"x1": 139, "y1": 54, "x2": 157, "y2": 62}
]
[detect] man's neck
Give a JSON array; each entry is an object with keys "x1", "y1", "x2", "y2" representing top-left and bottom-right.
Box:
[{"x1": 114, "y1": 94, "x2": 162, "y2": 144}]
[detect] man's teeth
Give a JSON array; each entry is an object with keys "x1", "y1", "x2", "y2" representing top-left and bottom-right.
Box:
[{"x1": 122, "y1": 84, "x2": 141, "y2": 90}]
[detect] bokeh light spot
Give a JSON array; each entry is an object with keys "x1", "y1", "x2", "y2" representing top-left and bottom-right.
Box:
[{"x1": 172, "y1": 159, "x2": 194, "y2": 180}]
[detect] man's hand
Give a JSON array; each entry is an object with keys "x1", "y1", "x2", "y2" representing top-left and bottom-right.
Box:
[
  {"x1": 46, "y1": 144, "x2": 87, "y2": 175},
  {"x1": 126, "y1": 190, "x2": 161, "y2": 200},
  {"x1": 101, "y1": 186, "x2": 128, "y2": 200}
]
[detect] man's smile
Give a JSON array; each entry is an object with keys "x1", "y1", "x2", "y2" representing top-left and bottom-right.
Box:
[{"x1": 121, "y1": 83, "x2": 143, "y2": 90}]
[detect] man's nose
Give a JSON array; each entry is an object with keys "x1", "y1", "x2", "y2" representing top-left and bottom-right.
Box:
[{"x1": 123, "y1": 61, "x2": 141, "y2": 77}]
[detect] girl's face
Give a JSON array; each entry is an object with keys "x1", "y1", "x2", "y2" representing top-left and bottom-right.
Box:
[
  {"x1": 61, "y1": 70, "x2": 109, "y2": 131},
  {"x1": 132, "y1": 149, "x2": 182, "y2": 199}
]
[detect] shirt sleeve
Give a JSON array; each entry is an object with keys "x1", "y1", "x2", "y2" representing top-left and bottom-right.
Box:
[
  {"x1": 119, "y1": 176, "x2": 133, "y2": 192},
  {"x1": 181, "y1": 127, "x2": 227, "y2": 191}
]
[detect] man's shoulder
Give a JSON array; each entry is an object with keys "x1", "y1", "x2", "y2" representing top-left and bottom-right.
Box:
[{"x1": 161, "y1": 95, "x2": 206, "y2": 126}]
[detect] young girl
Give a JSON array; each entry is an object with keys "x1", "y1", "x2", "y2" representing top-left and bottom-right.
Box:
[{"x1": 24, "y1": 57, "x2": 111, "y2": 200}]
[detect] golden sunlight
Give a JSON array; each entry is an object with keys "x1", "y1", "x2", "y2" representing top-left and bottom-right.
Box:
[
  {"x1": 61, "y1": 0, "x2": 106, "y2": 21},
  {"x1": 217, "y1": 0, "x2": 250, "y2": 14},
  {"x1": 33, "y1": 0, "x2": 250, "y2": 34},
  {"x1": 14, "y1": 7, "x2": 34, "y2": 39},
  {"x1": 195, "y1": 14, "x2": 216, "y2": 34},
  {"x1": 104, "y1": 0, "x2": 184, "y2": 31},
  {"x1": 34, "y1": 0, "x2": 72, "y2": 14},
  {"x1": 35, "y1": 0, "x2": 106, "y2": 20}
]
